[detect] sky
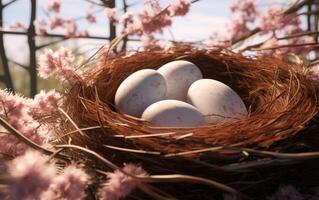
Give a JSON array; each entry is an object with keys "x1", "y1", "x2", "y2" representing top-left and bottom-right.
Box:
[{"x1": 2, "y1": 0, "x2": 233, "y2": 63}]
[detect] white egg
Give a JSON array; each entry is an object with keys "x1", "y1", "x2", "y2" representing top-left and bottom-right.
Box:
[
  {"x1": 187, "y1": 79, "x2": 247, "y2": 123},
  {"x1": 115, "y1": 69, "x2": 166, "y2": 117},
  {"x1": 157, "y1": 60, "x2": 203, "y2": 101},
  {"x1": 141, "y1": 100, "x2": 207, "y2": 127}
]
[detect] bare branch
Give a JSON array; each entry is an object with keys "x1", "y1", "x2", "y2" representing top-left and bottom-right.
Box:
[
  {"x1": 8, "y1": 58, "x2": 28, "y2": 70},
  {"x1": 28, "y1": 0, "x2": 37, "y2": 97},
  {"x1": 251, "y1": 42, "x2": 319, "y2": 51},
  {"x1": 231, "y1": 28, "x2": 261, "y2": 46},
  {"x1": 0, "y1": 0, "x2": 14, "y2": 92},
  {"x1": 276, "y1": 31, "x2": 319, "y2": 40},
  {"x1": 36, "y1": 38, "x2": 68, "y2": 50},
  {"x1": 3, "y1": 0, "x2": 18, "y2": 8}
]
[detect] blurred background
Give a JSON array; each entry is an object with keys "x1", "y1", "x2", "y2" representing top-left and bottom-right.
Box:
[{"x1": 0, "y1": 0, "x2": 317, "y2": 97}]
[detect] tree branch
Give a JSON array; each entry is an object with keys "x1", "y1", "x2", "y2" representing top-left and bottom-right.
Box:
[
  {"x1": 28, "y1": 0, "x2": 37, "y2": 97},
  {"x1": 251, "y1": 42, "x2": 319, "y2": 51},
  {"x1": 0, "y1": 0, "x2": 14, "y2": 92},
  {"x1": 3, "y1": 0, "x2": 18, "y2": 8},
  {"x1": 8, "y1": 58, "x2": 28, "y2": 70},
  {"x1": 121, "y1": 0, "x2": 128, "y2": 52},
  {"x1": 36, "y1": 38, "x2": 68, "y2": 50}
]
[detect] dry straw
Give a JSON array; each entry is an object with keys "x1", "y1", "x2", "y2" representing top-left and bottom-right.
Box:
[{"x1": 50, "y1": 45, "x2": 319, "y2": 199}]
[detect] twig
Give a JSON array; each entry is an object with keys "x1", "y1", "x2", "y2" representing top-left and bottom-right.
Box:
[
  {"x1": 0, "y1": 116, "x2": 67, "y2": 160},
  {"x1": 8, "y1": 58, "x2": 28, "y2": 70},
  {"x1": 3, "y1": 0, "x2": 18, "y2": 8},
  {"x1": 0, "y1": 1, "x2": 14, "y2": 92},
  {"x1": 251, "y1": 42, "x2": 319, "y2": 51},
  {"x1": 36, "y1": 38, "x2": 68, "y2": 50},
  {"x1": 28, "y1": 0, "x2": 37, "y2": 97}
]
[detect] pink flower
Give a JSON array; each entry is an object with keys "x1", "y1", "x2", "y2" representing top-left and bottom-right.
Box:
[
  {"x1": 0, "y1": 90, "x2": 50, "y2": 157},
  {"x1": 4, "y1": 150, "x2": 56, "y2": 200},
  {"x1": 99, "y1": 164, "x2": 148, "y2": 200},
  {"x1": 138, "y1": 9, "x2": 172, "y2": 34},
  {"x1": 85, "y1": 12, "x2": 96, "y2": 23},
  {"x1": 230, "y1": 0, "x2": 256, "y2": 22},
  {"x1": 122, "y1": 12, "x2": 134, "y2": 24},
  {"x1": 33, "y1": 19, "x2": 47, "y2": 35},
  {"x1": 227, "y1": 17, "x2": 249, "y2": 39},
  {"x1": 41, "y1": 165, "x2": 90, "y2": 200},
  {"x1": 38, "y1": 47, "x2": 82, "y2": 84},
  {"x1": 77, "y1": 30, "x2": 89, "y2": 37},
  {"x1": 259, "y1": 8, "x2": 287, "y2": 32},
  {"x1": 168, "y1": 0, "x2": 191, "y2": 16},
  {"x1": 30, "y1": 90, "x2": 62, "y2": 113},
  {"x1": 47, "y1": 0, "x2": 61, "y2": 13},
  {"x1": 48, "y1": 16, "x2": 64, "y2": 30},
  {"x1": 8, "y1": 21, "x2": 27, "y2": 31},
  {"x1": 64, "y1": 19, "x2": 77, "y2": 37},
  {"x1": 105, "y1": 7, "x2": 117, "y2": 23}
]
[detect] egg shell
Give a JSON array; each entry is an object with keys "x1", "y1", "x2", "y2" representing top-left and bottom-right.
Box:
[
  {"x1": 187, "y1": 79, "x2": 247, "y2": 123},
  {"x1": 157, "y1": 60, "x2": 203, "y2": 101},
  {"x1": 115, "y1": 69, "x2": 167, "y2": 117},
  {"x1": 141, "y1": 99, "x2": 207, "y2": 127}
]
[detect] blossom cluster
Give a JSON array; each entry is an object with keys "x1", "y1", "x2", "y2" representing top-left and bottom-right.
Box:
[
  {"x1": 0, "y1": 89, "x2": 61, "y2": 157},
  {"x1": 99, "y1": 163, "x2": 149, "y2": 200},
  {"x1": 207, "y1": 0, "x2": 313, "y2": 57},
  {"x1": 38, "y1": 47, "x2": 82, "y2": 84},
  {"x1": 0, "y1": 150, "x2": 89, "y2": 200}
]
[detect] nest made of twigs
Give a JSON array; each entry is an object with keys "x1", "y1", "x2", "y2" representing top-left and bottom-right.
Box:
[{"x1": 54, "y1": 45, "x2": 319, "y2": 199}]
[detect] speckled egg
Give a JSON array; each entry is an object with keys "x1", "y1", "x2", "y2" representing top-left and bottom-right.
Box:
[
  {"x1": 115, "y1": 69, "x2": 167, "y2": 117},
  {"x1": 187, "y1": 79, "x2": 247, "y2": 123},
  {"x1": 157, "y1": 60, "x2": 203, "y2": 101},
  {"x1": 141, "y1": 100, "x2": 207, "y2": 127}
]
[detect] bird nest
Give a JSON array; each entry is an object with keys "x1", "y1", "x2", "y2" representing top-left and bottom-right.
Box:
[{"x1": 53, "y1": 45, "x2": 319, "y2": 199}]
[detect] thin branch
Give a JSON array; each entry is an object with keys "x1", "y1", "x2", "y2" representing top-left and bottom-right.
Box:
[
  {"x1": 8, "y1": 58, "x2": 28, "y2": 70},
  {"x1": 36, "y1": 38, "x2": 68, "y2": 50},
  {"x1": 0, "y1": 30, "x2": 112, "y2": 40},
  {"x1": 276, "y1": 31, "x2": 319, "y2": 40},
  {"x1": 28, "y1": 0, "x2": 37, "y2": 97},
  {"x1": 0, "y1": 116, "x2": 67, "y2": 160},
  {"x1": 0, "y1": 0, "x2": 14, "y2": 92},
  {"x1": 251, "y1": 42, "x2": 319, "y2": 51},
  {"x1": 3, "y1": 0, "x2": 18, "y2": 8},
  {"x1": 284, "y1": 0, "x2": 314, "y2": 14},
  {"x1": 231, "y1": 28, "x2": 261, "y2": 46}
]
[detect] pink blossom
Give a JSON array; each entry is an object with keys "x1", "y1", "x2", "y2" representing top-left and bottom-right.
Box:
[
  {"x1": 259, "y1": 8, "x2": 287, "y2": 32},
  {"x1": 229, "y1": 0, "x2": 256, "y2": 22},
  {"x1": 138, "y1": 9, "x2": 172, "y2": 34},
  {"x1": 8, "y1": 21, "x2": 27, "y2": 31},
  {"x1": 85, "y1": 12, "x2": 96, "y2": 23},
  {"x1": 47, "y1": 0, "x2": 61, "y2": 13},
  {"x1": 41, "y1": 165, "x2": 90, "y2": 200},
  {"x1": 77, "y1": 30, "x2": 89, "y2": 37},
  {"x1": 141, "y1": 34, "x2": 170, "y2": 50},
  {"x1": 168, "y1": 0, "x2": 191, "y2": 16},
  {"x1": 30, "y1": 90, "x2": 62, "y2": 113},
  {"x1": 99, "y1": 164, "x2": 148, "y2": 200},
  {"x1": 38, "y1": 47, "x2": 82, "y2": 84},
  {"x1": 64, "y1": 19, "x2": 77, "y2": 37},
  {"x1": 48, "y1": 16, "x2": 64, "y2": 30},
  {"x1": 227, "y1": 17, "x2": 249, "y2": 39},
  {"x1": 4, "y1": 150, "x2": 56, "y2": 200},
  {"x1": 122, "y1": 12, "x2": 134, "y2": 24},
  {"x1": 267, "y1": 185, "x2": 303, "y2": 200},
  {"x1": 33, "y1": 19, "x2": 47, "y2": 35},
  {"x1": 0, "y1": 90, "x2": 51, "y2": 156},
  {"x1": 105, "y1": 7, "x2": 117, "y2": 23}
]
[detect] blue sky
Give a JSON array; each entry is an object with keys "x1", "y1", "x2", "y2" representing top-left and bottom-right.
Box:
[{"x1": 2, "y1": 0, "x2": 233, "y2": 63}]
